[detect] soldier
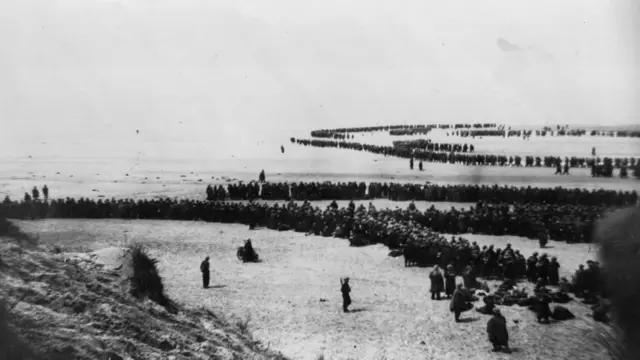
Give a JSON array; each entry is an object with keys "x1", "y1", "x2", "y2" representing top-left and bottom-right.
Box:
[
  {"x1": 429, "y1": 265, "x2": 445, "y2": 300},
  {"x1": 200, "y1": 256, "x2": 210, "y2": 289},
  {"x1": 450, "y1": 283, "x2": 467, "y2": 322},
  {"x1": 42, "y1": 185, "x2": 49, "y2": 202},
  {"x1": 32, "y1": 186, "x2": 40, "y2": 201},
  {"x1": 340, "y1": 277, "x2": 352, "y2": 313},
  {"x1": 281, "y1": 145, "x2": 285, "y2": 154},
  {"x1": 409, "y1": 158, "x2": 414, "y2": 170},
  {"x1": 548, "y1": 257, "x2": 560, "y2": 286},
  {"x1": 538, "y1": 228, "x2": 548, "y2": 248},
  {"x1": 563, "y1": 161, "x2": 570, "y2": 175},
  {"x1": 572, "y1": 264, "x2": 586, "y2": 297},
  {"x1": 243, "y1": 239, "x2": 256, "y2": 261},
  {"x1": 445, "y1": 264, "x2": 456, "y2": 298},
  {"x1": 258, "y1": 170, "x2": 266, "y2": 183},
  {"x1": 487, "y1": 308, "x2": 509, "y2": 352},
  {"x1": 419, "y1": 161, "x2": 423, "y2": 171},
  {"x1": 620, "y1": 166, "x2": 628, "y2": 178},
  {"x1": 555, "y1": 161, "x2": 562, "y2": 175}
]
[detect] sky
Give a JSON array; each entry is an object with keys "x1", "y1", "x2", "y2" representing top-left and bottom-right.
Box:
[{"x1": 0, "y1": 0, "x2": 638, "y2": 144}]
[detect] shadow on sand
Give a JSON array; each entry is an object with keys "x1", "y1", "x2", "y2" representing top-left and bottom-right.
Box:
[
  {"x1": 458, "y1": 317, "x2": 480, "y2": 323},
  {"x1": 208, "y1": 285, "x2": 227, "y2": 289},
  {"x1": 347, "y1": 308, "x2": 367, "y2": 313}
]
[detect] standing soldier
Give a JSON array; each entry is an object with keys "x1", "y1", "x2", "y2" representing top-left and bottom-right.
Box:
[
  {"x1": 429, "y1": 265, "x2": 444, "y2": 300},
  {"x1": 538, "y1": 226, "x2": 548, "y2": 249},
  {"x1": 259, "y1": 170, "x2": 266, "y2": 183},
  {"x1": 340, "y1": 277, "x2": 352, "y2": 313},
  {"x1": 32, "y1": 186, "x2": 40, "y2": 201},
  {"x1": 620, "y1": 166, "x2": 628, "y2": 178},
  {"x1": 563, "y1": 161, "x2": 570, "y2": 175},
  {"x1": 592, "y1": 147, "x2": 596, "y2": 156},
  {"x1": 200, "y1": 256, "x2": 211, "y2": 289},
  {"x1": 487, "y1": 308, "x2": 510, "y2": 352},
  {"x1": 409, "y1": 158, "x2": 414, "y2": 170},
  {"x1": 444, "y1": 264, "x2": 456, "y2": 298},
  {"x1": 554, "y1": 160, "x2": 562, "y2": 175},
  {"x1": 527, "y1": 252, "x2": 539, "y2": 282},
  {"x1": 548, "y1": 257, "x2": 560, "y2": 286},
  {"x1": 42, "y1": 185, "x2": 49, "y2": 202},
  {"x1": 418, "y1": 161, "x2": 423, "y2": 171},
  {"x1": 280, "y1": 145, "x2": 285, "y2": 154}
]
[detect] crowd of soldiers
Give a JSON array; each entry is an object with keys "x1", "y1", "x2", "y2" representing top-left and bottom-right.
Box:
[
  {"x1": 389, "y1": 127, "x2": 435, "y2": 136},
  {"x1": 0, "y1": 190, "x2": 615, "y2": 247},
  {"x1": 538, "y1": 127, "x2": 640, "y2": 138},
  {"x1": 292, "y1": 138, "x2": 640, "y2": 172},
  {"x1": 309, "y1": 123, "x2": 498, "y2": 138},
  {"x1": 309, "y1": 123, "x2": 640, "y2": 140},
  {"x1": 392, "y1": 139, "x2": 475, "y2": 153},
  {"x1": 207, "y1": 181, "x2": 638, "y2": 206}
]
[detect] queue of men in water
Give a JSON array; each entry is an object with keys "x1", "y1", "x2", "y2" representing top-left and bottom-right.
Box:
[
  {"x1": 309, "y1": 123, "x2": 640, "y2": 139},
  {"x1": 208, "y1": 181, "x2": 638, "y2": 206},
  {"x1": 292, "y1": 137, "x2": 640, "y2": 177}
]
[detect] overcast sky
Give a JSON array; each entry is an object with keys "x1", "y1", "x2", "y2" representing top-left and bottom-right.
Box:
[{"x1": 0, "y1": 0, "x2": 638, "y2": 143}]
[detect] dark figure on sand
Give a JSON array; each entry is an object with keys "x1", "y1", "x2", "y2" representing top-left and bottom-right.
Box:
[
  {"x1": 444, "y1": 264, "x2": 456, "y2": 298},
  {"x1": 200, "y1": 256, "x2": 210, "y2": 288},
  {"x1": 487, "y1": 308, "x2": 509, "y2": 352},
  {"x1": 281, "y1": 145, "x2": 285, "y2": 154},
  {"x1": 538, "y1": 230, "x2": 548, "y2": 249},
  {"x1": 418, "y1": 161, "x2": 423, "y2": 171},
  {"x1": 450, "y1": 284, "x2": 467, "y2": 322},
  {"x1": 259, "y1": 170, "x2": 266, "y2": 183},
  {"x1": 341, "y1": 277, "x2": 351, "y2": 312},
  {"x1": 244, "y1": 239, "x2": 256, "y2": 259},
  {"x1": 42, "y1": 185, "x2": 49, "y2": 201},
  {"x1": 429, "y1": 265, "x2": 444, "y2": 300},
  {"x1": 32, "y1": 186, "x2": 39, "y2": 201}
]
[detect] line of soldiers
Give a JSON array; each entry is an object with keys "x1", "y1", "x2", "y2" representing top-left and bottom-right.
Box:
[
  {"x1": 1, "y1": 194, "x2": 611, "y2": 245},
  {"x1": 392, "y1": 139, "x2": 475, "y2": 153},
  {"x1": 293, "y1": 137, "x2": 640, "y2": 170},
  {"x1": 206, "y1": 181, "x2": 638, "y2": 207},
  {"x1": 308, "y1": 123, "x2": 497, "y2": 138}
]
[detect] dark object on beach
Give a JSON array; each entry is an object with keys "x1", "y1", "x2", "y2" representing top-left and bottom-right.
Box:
[
  {"x1": 551, "y1": 305, "x2": 575, "y2": 321},
  {"x1": 341, "y1": 277, "x2": 351, "y2": 313},
  {"x1": 200, "y1": 257, "x2": 210, "y2": 288},
  {"x1": 237, "y1": 239, "x2": 259, "y2": 263}
]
